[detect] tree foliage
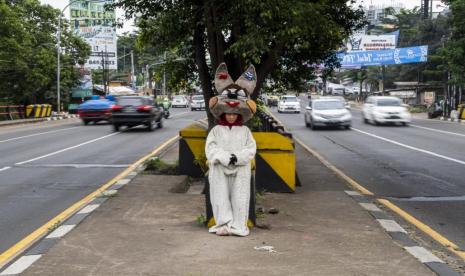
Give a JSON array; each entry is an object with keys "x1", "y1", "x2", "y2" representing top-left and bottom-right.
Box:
[
  {"x1": 111, "y1": 0, "x2": 365, "y2": 125},
  {"x1": 443, "y1": 0, "x2": 465, "y2": 85},
  {"x1": 0, "y1": 0, "x2": 90, "y2": 106}
]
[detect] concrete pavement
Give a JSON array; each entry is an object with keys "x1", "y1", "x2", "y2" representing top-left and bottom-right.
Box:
[{"x1": 5, "y1": 139, "x2": 450, "y2": 275}]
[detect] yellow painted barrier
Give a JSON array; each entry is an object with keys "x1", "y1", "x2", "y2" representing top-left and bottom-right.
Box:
[{"x1": 178, "y1": 124, "x2": 296, "y2": 192}]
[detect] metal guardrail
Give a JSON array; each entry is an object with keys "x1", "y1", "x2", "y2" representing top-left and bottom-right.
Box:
[
  {"x1": 0, "y1": 105, "x2": 25, "y2": 120},
  {"x1": 257, "y1": 111, "x2": 292, "y2": 138}
]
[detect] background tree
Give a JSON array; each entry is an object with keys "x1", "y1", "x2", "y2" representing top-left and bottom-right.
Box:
[
  {"x1": 111, "y1": 0, "x2": 365, "y2": 126},
  {"x1": 0, "y1": 0, "x2": 90, "y2": 107}
]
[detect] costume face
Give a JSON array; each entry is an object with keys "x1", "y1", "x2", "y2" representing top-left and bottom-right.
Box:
[
  {"x1": 225, "y1": 113, "x2": 239, "y2": 124},
  {"x1": 209, "y1": 63, "x2": 257, "y2": 123}
]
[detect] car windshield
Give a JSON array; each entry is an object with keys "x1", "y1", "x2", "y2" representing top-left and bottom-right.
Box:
[
  {"x1": 174, "y1": 96, "x2": 184, "y2": 100},
  {"x1": 192, "y1": 96, "x2": 203, "y2": 101},
  {"x1": 117, "y1": 98, "x2": 144, "y2": 106},
  {"x1": 313, "y1": 101, "x2": 345, "y2": 110},
  {"x1": 377, "y1": 99, "x2": 401, "y2": 106},
  {"x1": 283, "y1": 97, "x2": 298, "y2": 102}
]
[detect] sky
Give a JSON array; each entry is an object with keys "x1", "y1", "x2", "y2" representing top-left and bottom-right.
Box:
[
  {"x1": 354, "y1": 0, "x2": 447, "y2": 11},
  {"x1": 39, "y1": 0, "x2": 136, "y2": 35}
]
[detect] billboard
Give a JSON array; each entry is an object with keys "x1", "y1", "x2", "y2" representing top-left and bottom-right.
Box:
[
  {"x1": 70, "y1": 0, "x2": 117, "y2": 70},
  {"x1": 347, "y1": 34, "x2": 397, "y2": 52},
  {"x1": 338, "y1": 46, "x2": 428, "y2": 68}
]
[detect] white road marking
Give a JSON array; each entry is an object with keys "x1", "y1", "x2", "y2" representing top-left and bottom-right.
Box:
[
  {"x1": 15, "y1": 132, "x2": 119, "y2": 165},
  {"x1": 116, "y1": 179, "x2": 130, "y2": 185},
  {"x1": 404, "y1": 246, "x2": 444, "y2": 263},
  {"x1": 0, "y1": 167, "x2": 11, "y2": 172},
  {"x1": 352, "y1": 128, "x2": 465, "y2": 166},
  {"x1": 359, "y1": 203, "x2": 382, "y2": 212},
  {"x1": 377, "y1": 219, "x2": 407, "y2": 233},
  {"x1": 411, "y1": 124, "x2": 465, "y2": 137},
  {"x1": 77, "y1": 204, "x2": 100, "y2": 214},
  {"x1": 0, "y1": 127, "x2": 80, "y2": 143},
  {"x1": 345, "y1": 190, "x2": 361, "y2": 196},
  {"x1": 46, "y1": 225, "x2": 75, "y2": 239},
  {"x1": 0, "y1": 255, "x2": 41, "y2": 275}
]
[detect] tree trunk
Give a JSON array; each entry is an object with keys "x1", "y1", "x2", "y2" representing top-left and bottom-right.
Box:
[{"x1": 193, "y1": 22, "x2": 215, "y2": 129}]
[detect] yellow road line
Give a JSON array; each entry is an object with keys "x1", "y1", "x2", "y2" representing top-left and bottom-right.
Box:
[
  {"x1": 294, "y1": 137, "x2": 373, "y2": 196},
  {"x1": 378, "y1": 199, "x2": 465, "y2": 261},
  {"x1": 0, "y1": 135, "x2": 179, "y2": 268}
]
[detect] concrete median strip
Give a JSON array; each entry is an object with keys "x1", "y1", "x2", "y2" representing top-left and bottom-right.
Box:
[{"x1": 0, "y1": 135, "x2": 180, "y2": 273}]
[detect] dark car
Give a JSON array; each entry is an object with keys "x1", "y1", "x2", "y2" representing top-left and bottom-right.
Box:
[{"x1": 111, "y1": 96, "x2": 163, "y2": 131}]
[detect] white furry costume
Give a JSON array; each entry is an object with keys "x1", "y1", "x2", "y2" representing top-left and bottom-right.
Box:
[
  {"x1": 206, "y1": 125, "x2": 256, "y2": 236},
  {"x1": 205, "y1": 63, "x2": 258, "y2": 236}
]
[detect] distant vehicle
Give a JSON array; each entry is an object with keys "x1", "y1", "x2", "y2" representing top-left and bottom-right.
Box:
[
  {"x1": 191, "y1": 94, "x2": 205, "y2": 111},
  {"x1": 304, "y1": 97, "x2": 352, "y2": 130},
  {"x1": 268, "y1": 95, "x2": 279, "y2": 106},
  {"x1": 362, "y1": 96, "x2": 411, "y2": 126},
  {"x1": 277, "y1": 95, "x2": 301, "y2": 113},
  {"x1": 171, "y1": 95, "x2": 189, "y2": 108},
  {"x1": 327, "y1": 83, "x2": 347, "y2": 96},
  {"x1": 111, "y1": 96, "x2": 164, "y2": 131},
  {"x1": 77, "y1": 96, "x2": 115, "y2": 125}
]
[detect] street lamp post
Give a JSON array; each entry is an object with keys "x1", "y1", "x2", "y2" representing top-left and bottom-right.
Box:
[{"x1": 56, "y1": 0, "x2": 105, "y2": 114}]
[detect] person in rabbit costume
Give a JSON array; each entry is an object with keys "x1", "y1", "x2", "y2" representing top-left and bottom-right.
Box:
[{"x1": 205, "y1": 63, "x2": 257, "y2": 236}]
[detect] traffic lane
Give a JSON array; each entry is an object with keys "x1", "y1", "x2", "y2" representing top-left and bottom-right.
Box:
[
  {"x1": 272, "y1": 111, "x2": 465, "y2": 197},
  {"x1": 349, "y1": 111, "x2": 465, "y2": 162},
  {"x1": 35, "y1": 113, "x2": 204, "y2": 166},
  {"x1": 349, "y1": 105, "x2": 465, "y2": 136},
  {"x1": 0, "y1": 119, "x2": 82, "y2": 142},
  {"x1": 411, "y1": 118, "x2": 465, "y2": 135},
  {"x1": 0, "y1": 166, "x2": 122, "y2": 253},
  {"x1": 392, "y1": 200, "x2": 465, "y2": 250},
  {"x1": 0, "y1": 124, "x2": 115, "y2": 168}
]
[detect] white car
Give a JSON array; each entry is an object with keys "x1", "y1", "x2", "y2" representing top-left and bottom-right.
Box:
[
  {"x1": 190, "y1": 95, "x2": 205, "y2": 111},
  {"x1": 277, "y1": 95, "x2": 301, "y2": 113},
  {"x1": 362, "y1": 96, "x2": 411, "y2": 126},
  {"x1": 304, "y1": 98, "x2": 352, "y2": 130},
  {"x1": 171, "y1": 95, "x2": 189, "y2": 108}
]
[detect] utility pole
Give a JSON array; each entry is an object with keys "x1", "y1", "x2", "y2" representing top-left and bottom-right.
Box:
[
  {"x1": 130, "y1": 50, "x2": 135, "y2": 88},
  {"x1": 101, "y1": 50, "x2": 106, "y2": 95},
  {"x1": 163, "y1": 51, "x2": 167, "y2": 96}
]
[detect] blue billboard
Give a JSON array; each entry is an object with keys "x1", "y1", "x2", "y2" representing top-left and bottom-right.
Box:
[{"x1": 338, "y1": 46, "x2": 428, "y2": 68}]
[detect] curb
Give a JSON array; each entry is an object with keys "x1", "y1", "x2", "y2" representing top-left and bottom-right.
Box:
[
  {"x1": 0, "y1": 136, "x2": 179, "y2": 275},
  {"x1": 437, "y1": 117, "x2": 465, "y2": 124},
  {"x1": 344, "y1": 191, "x2": 461, "y2": 276}
]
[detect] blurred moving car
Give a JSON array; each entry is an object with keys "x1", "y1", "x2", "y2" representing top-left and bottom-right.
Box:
[
  {"x1": 362, "y1": 96, "x2": 411, "y2": 126},
  {"x1": 111, "y1": 96, "x2": 164, "y2": 131},
  {"x1": 277, "y1": 95, "x2": 301, "y2": 113},
  {"x1": 171, "y1": 95, "x2": 189, "y2": 108},
  {"x1": 77, "y1": 95, "x2": 115, "y2": 125},
  {"x1": 304, "y1": 97, "x2": 352, "y2": 130},
  {"x1": 191, "y1": 94, "x2": 205, "y2": 111},
  {"x1": 268, "y1": 95, "x2": 279, "y2": 106}
]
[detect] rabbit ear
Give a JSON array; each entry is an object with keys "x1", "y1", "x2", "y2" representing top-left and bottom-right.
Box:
[
  {"x1": 214, "y1": 63, "x2": 234, "y2": 93},
  {"x1": 235, "y1": 65, "x2": 257, "y2": 94}
]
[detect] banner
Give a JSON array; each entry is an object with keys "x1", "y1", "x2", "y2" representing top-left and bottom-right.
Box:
[
  {"x1": 347, "y1": 34, "x2": 397, "y2": 52},
  {"x1": 338, "y1": 46, "x2": 428, "y2": 68},
  {"x1": 70, "y1": 0, "x2": 117, "y2": 70}
]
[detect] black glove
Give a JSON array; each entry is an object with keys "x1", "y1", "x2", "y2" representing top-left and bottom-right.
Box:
[{"x1": 229, "y1": 154, "x2": 237, "y2": 165}]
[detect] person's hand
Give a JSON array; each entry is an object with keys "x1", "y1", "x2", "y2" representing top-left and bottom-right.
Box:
[{"x1": 228, "y1": 154, "x2": 237, "y2": 166}]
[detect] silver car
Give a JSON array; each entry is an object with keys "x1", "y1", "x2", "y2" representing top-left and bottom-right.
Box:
[{"x1": 304, "y1": 98, "x2": 352, "y2": 130}]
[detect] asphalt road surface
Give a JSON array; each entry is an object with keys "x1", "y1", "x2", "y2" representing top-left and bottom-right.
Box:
[
  {"x1": 0, "y1": 107, "x2": 205, "y2": 254},
  {"x1": 272, "y1": 96, "x2": 465, "y2": 250}
]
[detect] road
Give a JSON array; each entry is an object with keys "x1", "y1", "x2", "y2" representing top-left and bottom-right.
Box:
[
  {"x1": 0, "y1": 107, "x2": 204, "y2": 254},
  {"x1": 272, "y1": 97, "x2": 465, "y2": 250}
]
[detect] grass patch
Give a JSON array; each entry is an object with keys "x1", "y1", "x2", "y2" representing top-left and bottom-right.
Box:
[{"x1": 144, "y1": 157, "x2": 178, "y2": 175}]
